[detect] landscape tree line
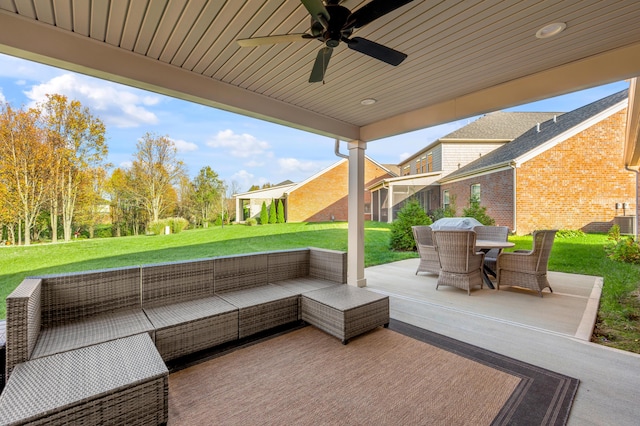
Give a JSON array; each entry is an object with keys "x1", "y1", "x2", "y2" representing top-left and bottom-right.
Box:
[{"x1": 0, "y1": 94, "x2": 239, "y2": 245}]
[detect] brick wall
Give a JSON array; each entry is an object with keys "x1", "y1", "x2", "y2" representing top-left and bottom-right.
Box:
[
  {"x1": 287, "y1": 159, "x2": 392, "y2": 222},
  {"x1": 515, "y1": 108, "x2": 633, "y2": 234},
  {"x1": 440, "y1": 169, "x2": 514, "y2": 230}
]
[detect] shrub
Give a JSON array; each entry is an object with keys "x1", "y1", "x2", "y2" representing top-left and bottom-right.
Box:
[
  {"x1": 149, "y1": 217, "x2": 189, "y2": 235},
  {"x1": 462, "y1": 197, "x2": 495, "y2": 225},
  {"x1": 246, "y1": 218, "x2": 257, "y2": 226},
  {"x1": 269, "y1": 200, "x2": 277, "y2": 224},
  {"x1": 389, "y1": 199, "x2": 432, "y2": 251},
  {"x1": 605, "y1": 237, "x2": 640, "y2": 264},
  {"x1": 260, "y1": 201, "x2": 268, "y2": 224},
  {"x1": 276, "y1": 199, "x2": 285, "y2": 223}
]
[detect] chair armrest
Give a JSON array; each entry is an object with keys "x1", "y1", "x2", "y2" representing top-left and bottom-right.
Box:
[
  {"x1": 5, "y1": 278, "x2": 42, "y2": 379},
  {"x1": 497, "y1": 252, "x2": 540, "y2": 272}
]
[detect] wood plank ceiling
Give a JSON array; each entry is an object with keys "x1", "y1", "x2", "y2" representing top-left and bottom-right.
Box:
[{"x1": 1, "y1": 0, "x2": 640, "y2": 148}]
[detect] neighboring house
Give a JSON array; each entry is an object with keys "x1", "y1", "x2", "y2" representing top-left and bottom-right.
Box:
[
  {"x1": 439, "y1": 89, "x2": 634, "y2": 235},
  {"x1": 234, "y1": 157, "x2": 395, "y2": 223},
  {"x1": 368, "y1": 111, "x2": 560, "y2": 222}
]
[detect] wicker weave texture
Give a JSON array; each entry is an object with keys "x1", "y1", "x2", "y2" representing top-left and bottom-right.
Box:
[
  {"x1": 412, "y1": 226, "x2": 440, "y2": 275},
  {"x1": 142, "y1": 258, "x2": 215, "y2": 308},
  {"x1": 31, "y1": 308, "x2": 154, "y2": 360},
  {"x1": 267, "y1": 249, "x2": 310, "y2": 282},
  {"x1": 433, "y1": 230, "x2": 485, "y2": 295},
  {"x1": 0, "y1": 334, "x2": 167, "y2": 425},
  {"x1": 309, "y1": 248, "x2": 348, "y2": 283},
  {"x1": 213, "y1": 253, "x2": 268, "y2": 292},
  {"x1": 38, "y1": 266, "x2": 142, "y2": 327},
  {"x1": 144, "y1": 296, "x2": 238, "y2": 361},
  {"x1": 301, "y1": 286, "x2": 389, "y2": 343},
  {"x1": 473, "y1": 225, "x2": 510, "y2": 272},
  {"x1": 496, "y1": 230, "x2": 557, "y2": 296},
  {"x1": 5, "y1": 279, "x2": 41, "y2": 380}
]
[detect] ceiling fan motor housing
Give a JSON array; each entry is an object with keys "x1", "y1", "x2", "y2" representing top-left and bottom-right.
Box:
[{"x1": 321, "y1": 4, "x2": 353, "y2": 47}]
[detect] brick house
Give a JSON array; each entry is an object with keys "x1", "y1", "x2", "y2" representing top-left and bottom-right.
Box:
[
  {"x1": 368, "y1": 111, "x2": 559, "y2": 222},
  {"x1": 234, "y1": 157, "x2": 395, "y2": 223},
  {"x1": 439, "y1": 89, "x2": 635, "y2": 235}
]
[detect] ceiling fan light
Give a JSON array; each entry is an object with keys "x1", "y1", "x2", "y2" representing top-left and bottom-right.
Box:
[
  {"x1": 535, "y1": 22, "x2": 566, "y2": 39},
  {"x1": 360, "y1": 98, "x2": 377, "y2": 105}
]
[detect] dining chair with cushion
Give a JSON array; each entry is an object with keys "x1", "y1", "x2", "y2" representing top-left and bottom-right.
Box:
[
  {"x1": 432, "y1": 230, "x2": 485, "y2": 295},
  {"x1": 495, "y1": 229, "x2": 558, "y2": 297},
  {"x1": 412, "y1": 225, "x2": 440, "y2": 275},
  {"x1": 473, "y1": 225, "x2": 510, "y2": 275}
]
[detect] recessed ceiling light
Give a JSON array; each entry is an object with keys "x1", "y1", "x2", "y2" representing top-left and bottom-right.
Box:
[
  {"x1": 360, "y1": 98, "x2": 377, "y2": 105},
  {"x1": 535, "y1": 22, "x2": 566, "y2": 39}
]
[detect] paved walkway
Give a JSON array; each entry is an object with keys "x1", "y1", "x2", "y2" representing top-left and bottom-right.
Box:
[{"x1": 365, "y1": 258, "x2": 640, "y2": 426}]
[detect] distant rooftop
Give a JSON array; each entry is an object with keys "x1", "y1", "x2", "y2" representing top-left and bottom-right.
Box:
[{"x1": 441, "y1": 111, "x2": 563, "y2": 140}]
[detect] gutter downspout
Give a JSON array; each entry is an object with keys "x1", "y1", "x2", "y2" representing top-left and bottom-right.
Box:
[
  {"x1": 510, "y1": 161, "x2": 517, "y2": 234},
  {"x1": 625, "y1": 164, "x2": 639, "y2": 239},
  {"x1": 335, "y1": 139, "x2": 348, "y2": 159}
]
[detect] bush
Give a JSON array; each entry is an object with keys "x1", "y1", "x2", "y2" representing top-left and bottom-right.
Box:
[
  {"x1": 260, "y1": 201, "x2": 268, "y2": 225},
  {"x1": 277, "y1": 199, "x2": 285, "y2": 223},
  {"x1": 149, "y1": 217, "x2": 189, "y2": 235},
  {"x1": 389, "y1": 199, "x2": 432, "y2": 251},
  {"x1": 246, "y1": 218, "x2": 257, "y2": 226},
  {"x1": 462, "y1": 197, "x2": 495, "y2": 225},
  {"x1": 269, "y1": 200, "x2": 277, "y2": 224}
]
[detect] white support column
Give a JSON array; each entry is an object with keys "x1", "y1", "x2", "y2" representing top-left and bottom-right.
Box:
[{"x1": 348, "y1": 140, "x2": 367, "y2": 287}]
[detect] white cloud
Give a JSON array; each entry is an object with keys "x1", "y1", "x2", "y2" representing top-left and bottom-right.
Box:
[
  {"x1": 245, "y1": 160, "x2": 264, "y2": 167},
  {"x1": 119, "y1": 160, "x2": 133, "y2": 169},
  {"x1": 170, "y1": 138, "x2": 198, "y2": 152},
  {"x1": 277, "y1": 157, "x2": 323, "y2": 174},
  {"x1": 0, "y1": 88, "x2": 5, "y2": 104},
  {"x1": 398, "y1": 152, "x2": 411, "y2": 161},
  {"x1": 24, "y1": 73, "x2": 160, "y2": 128},
  {"x1": 206, "y1": 129, "x2": 271, "y2": 158}
]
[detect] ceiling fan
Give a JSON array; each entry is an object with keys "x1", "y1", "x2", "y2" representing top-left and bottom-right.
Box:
[{"x1": 237, "y1": 0, "x2": 415, "y2": 83}]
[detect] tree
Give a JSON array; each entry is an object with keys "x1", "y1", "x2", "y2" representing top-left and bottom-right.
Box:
[
  {"x1": 269, "y1": 199, "x2": 277, "y2": 224},
  {"x1": 191, "y1": 167, "x2": 222, "y2": 227},
  {"x1": 39, "y1": 94, "x2": 108, "y2": 242},
  {"x1": 276, "y1": 199, "x2": 285, "y2": 223},
  {"x1": 260, "y1": 201, "x2": 268, "y2": 225},
  {"x1": 0, "y1": 104, "x2": 52, "y2": 245},
  {"x1": 75, "y1": 167, "x2": 108, "y2": 238},
  {"x1": 462, "y1": 197, "x2": 495, "y2": 225},
  {"x1": 130, "y1": 133, "x2": 187, "y2": 224}
]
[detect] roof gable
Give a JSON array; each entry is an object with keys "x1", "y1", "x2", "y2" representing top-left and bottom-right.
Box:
[{"x1": 440, "y1": 89, "x2": 629, "y2": 182}]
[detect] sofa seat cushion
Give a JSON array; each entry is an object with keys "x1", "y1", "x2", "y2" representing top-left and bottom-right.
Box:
[
  {"x1": 32, "y1": 308, "x2": 154, "y2": 359},
  {"x1": 216, "y1": 284, "x2": 296, "y2": 309},
  {"x1": 144, "y1": 296, "x2": 239, "y2": 361},
  {"x1": 270, "y1": 277, "x2": 341, "y2": 295}
]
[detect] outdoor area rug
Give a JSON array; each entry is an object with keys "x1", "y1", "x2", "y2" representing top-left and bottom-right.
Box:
[{"x1": 168, "y1": 320, "x2": 578, "y2": 425}]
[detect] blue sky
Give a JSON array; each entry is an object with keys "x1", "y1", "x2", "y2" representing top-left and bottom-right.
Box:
[{"x1": 0, "y1": 53, "x2": 629, "y2": 192}]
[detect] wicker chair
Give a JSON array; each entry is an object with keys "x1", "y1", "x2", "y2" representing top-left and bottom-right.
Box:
[
  {"x1": 432, "y1": 230, "x2": 485, "y2": 295},
  {"x1": 473, "y1": 225, "x2": 510, "y2": 275},
  {"x1": 496, "y1": 229, "x2": 558, "y2": 297},
  {"x1": 412, "y1": 226, "x2": 440, "y2": 275}
]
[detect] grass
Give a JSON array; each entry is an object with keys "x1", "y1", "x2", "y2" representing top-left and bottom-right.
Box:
[{"x1": 1, "y1": 222, "x2": 639, "y2": 353}]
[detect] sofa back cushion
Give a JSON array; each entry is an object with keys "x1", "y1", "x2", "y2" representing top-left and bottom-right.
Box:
[
  {"x1": 142, "y1": 258, "x2": 215, "y2": 308},
  {"x1": 309, "y1": 248, "x2": 347, "y2": 283},
  {"x1": 267, "y1": 249, "x2": 310, "y2": 282},
  {"x1": 39, "y1": 266, "x2": 141, "y2": 328},
  {"x1": 214, "y1": 253, "x2": 268, "y2": 293}
]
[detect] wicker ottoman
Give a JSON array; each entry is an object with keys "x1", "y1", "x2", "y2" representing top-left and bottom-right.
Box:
[
  {"x1": 0, "y1": 334, "x2": 168, "y2": 425},
  {"x1": 301, "y1": 285, "x2": 389, "y2": 344}
]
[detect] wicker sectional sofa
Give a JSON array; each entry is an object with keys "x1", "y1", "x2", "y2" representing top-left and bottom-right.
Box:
[{"x1": 1, "y1": 247, "x2": 389, "y2": 424}]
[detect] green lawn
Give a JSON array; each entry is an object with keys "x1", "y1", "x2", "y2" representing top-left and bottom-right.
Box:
[{"x1": 1, "y1": 222, "x2": 638, "y2": 352}]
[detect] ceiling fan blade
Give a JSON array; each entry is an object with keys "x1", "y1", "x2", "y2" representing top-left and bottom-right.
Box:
[
  {"x1": 309, "y1": 47, "x2": 333, "y2": 83},
  {"x1": 348, "y1": 0, "x2": 415, "y2": 29},
  {"x1": 237, "y1": 33, "x2": 313, "y2": 47},
  {"x1": 346, "y1": 37, "x2": 407, "y2": 66},
  {"x1": 300, "y1": 0, "x2": 330, "y2": 26}
]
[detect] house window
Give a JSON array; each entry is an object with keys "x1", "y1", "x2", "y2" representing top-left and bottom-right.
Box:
[
  {"x1": 471, "y1": 184, "x2": 481, "y2": 202},
  {"x1": 427, "y1": 153, "x2": 433, "y2": 172},
  {"x1": 443, "y1": 190, "x2": 450, "y2": 209},
  {"x1": 402, "y1": 165, "x2": 411, "y2": 176},
  {"x1": 415, "y1": 158, "x2": 421, "y2": 173}
]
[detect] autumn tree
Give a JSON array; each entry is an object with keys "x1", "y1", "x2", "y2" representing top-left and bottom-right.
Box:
[
  {"x1": 191, "y1": 166, "x2": 223, "y2": 228},
  {"x1": 130, "y1": 133, "x2": 186, "y2": 224},
  {"x1": 0, "y1": 104, "x2": 52, "y2": 245},
  {"x1": 75, "y1": 167, "x2": 108, "y2": 238},
  {"x1": 39, "y1": 94, "x2": 108, "y2": 242},
  {"x1": 106, "y1": 168, "x2": 147, "y2": 236}
]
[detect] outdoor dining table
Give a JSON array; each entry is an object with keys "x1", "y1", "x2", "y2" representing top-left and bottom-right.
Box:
[{"x1": 475, "y1": 239, "x2": 515, "y2": 289}]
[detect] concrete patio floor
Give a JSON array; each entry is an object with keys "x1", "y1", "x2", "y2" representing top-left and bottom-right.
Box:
[{"x1": 365, "y1": 258, "x2": 640, "y2": 426}]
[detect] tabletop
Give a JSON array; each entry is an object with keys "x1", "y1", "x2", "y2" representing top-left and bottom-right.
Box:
[{"x1": 475, "y1": 240, "x2": 515, "y2": 250}]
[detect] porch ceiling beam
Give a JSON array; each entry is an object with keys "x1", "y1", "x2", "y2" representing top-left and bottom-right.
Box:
[
  {"x1": 0, "y1": 11, "x2": 359, "y2": 142},
  {"x1": 361, "y1": 42, "x2": 640, "y2": 142}
]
